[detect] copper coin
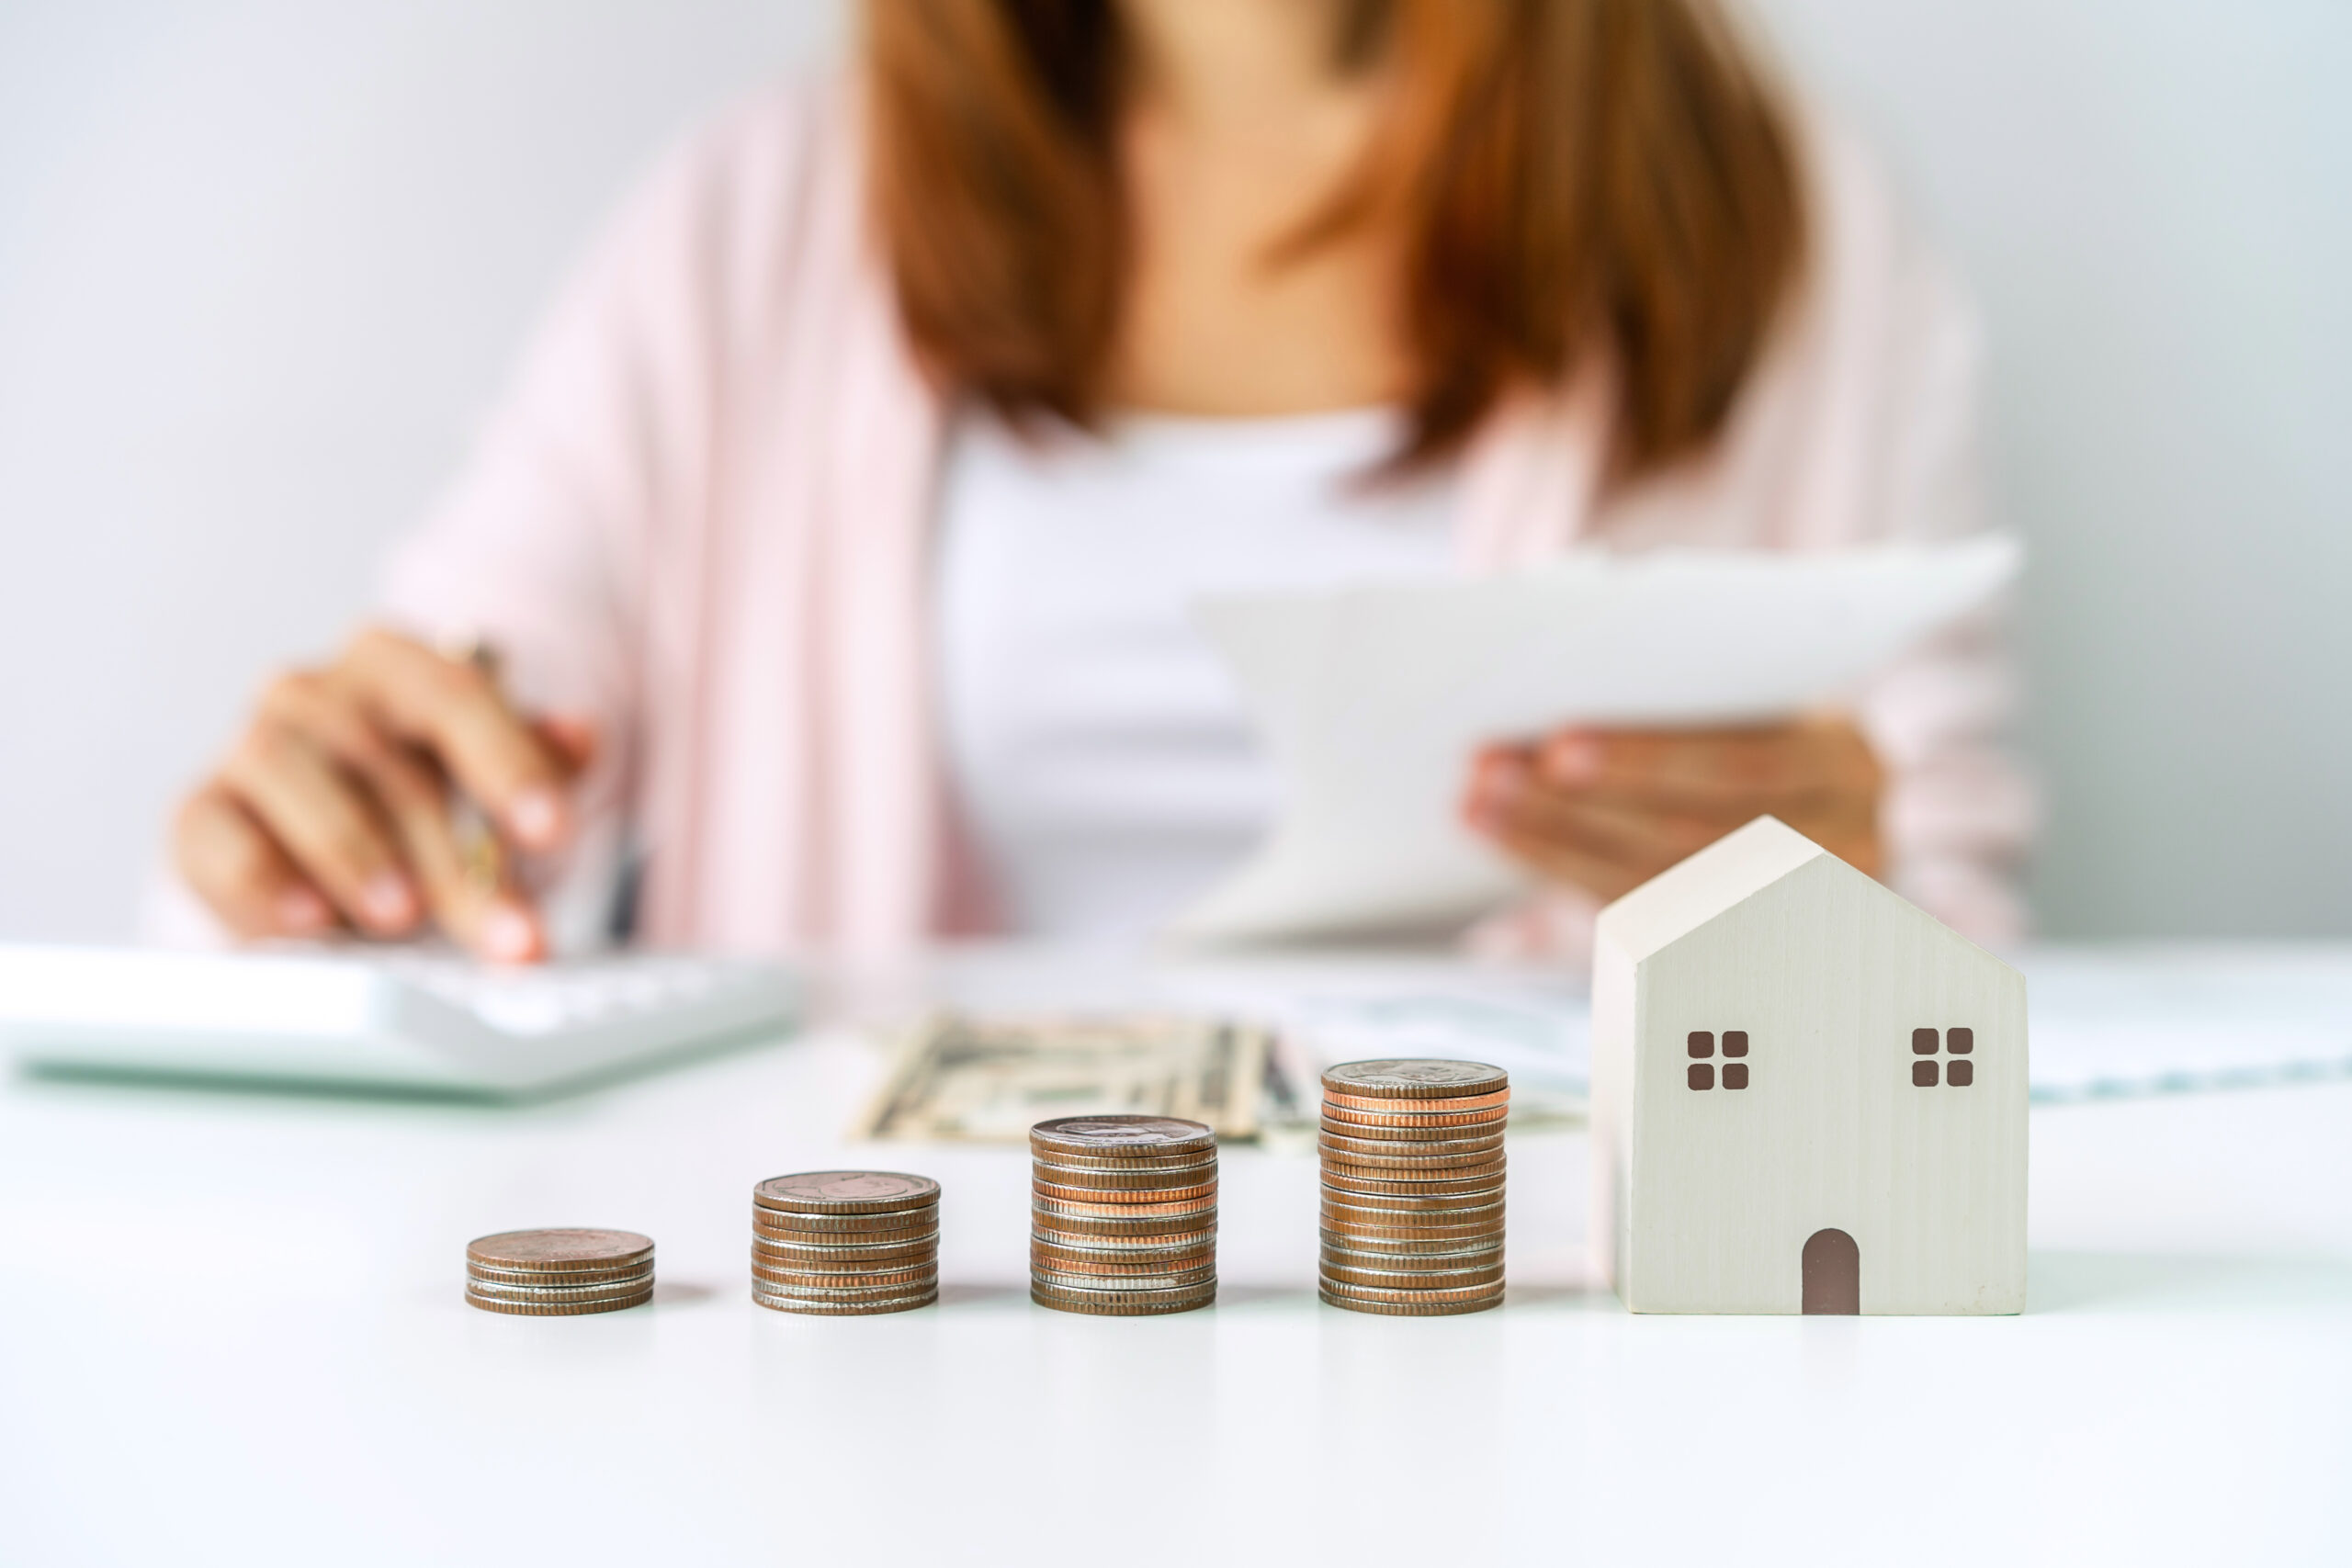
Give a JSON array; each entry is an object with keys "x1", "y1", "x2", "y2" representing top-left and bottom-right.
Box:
[
  {"x1": 752, "y1": 1232, "x2": 935, "y2": 1259},
  {"x1": 751, "y1": 1263, "x2": 939, "y2": 1292},
  {"x1": 1317, "y1": 1288, "x2": 1501, "y2": 1316},
  {"x1": 1320, "y1": 1251, "x2": 1506, "y2": 1280},
  {"x1": 1031, "y1": 1285, "x2": 1216, "y2": 1316},
  {"x1": 465, "y1": 1284, "x2": 652, "y2": 1316},
  {"x1": 1319, "y1": 1258, "x2": 1506, "y2": 1289},
  {"x1": 1322, "y1": 1086, "x2": 1511, "y2": 1116},
  {"x1": 1032, "y1": 1236, "x2": 1216, "y2": 1268},
  {"x1": 752, "y1": 1241, "x2": 935, "y2": 1259},
  {"x1": 1320, "y1": 1226, "x2": 1506, "y2": 1253},
  {"x1": 1320, "y1": 1060, "x2": 1510, "y2": 1100},
  {"x1": 466, "y1": 1229, "x2": 653, "y2": 1274},
  {"x1": 752, "y1": 1259, "x2": 939, "y2": 1291},
  {"x1": 1027, "y1": 1149, "x2": 1221, "y2": 1174},
  {"x1": 1323, "y1": 1183, "x2": 1504, "y2": 1208},
  {"x1": 752, "y1": 1205, "x2": 937, "y2": 1236},
  {"x1": 1032, "y1": 1261, "x2": 1217, "y2": 1289},
  {"x1": 1319, "y1": 1102, "x2": 1510, "y2": 1131},
  {"x1": 752, "y1": 1247, "x2": 936, "y2": 1279},
  {"x1": 1032, "y1": 1253, "x2": 1216, "y2": 1280},
  {"x1": 1317, "y1": 1274, "x2": 1507, "y2": 1305},
  {"x1": 467, "y1": 1259, "x2": 655, "y2": 1289},
  {"x1": 464, "y1": 1275, "x2": 657, "y2": 1305},
  {"x1": 1030, "y1": 1206, "x2": 1217, "y2": 1238},
  {"x1": 458, "y1": 1279, "x2": 653, "y2": 1297},
  {"x1": 1030, "y1": 1258, "x2": 1216, "y2": 1282},
  {"x1": 1320, "y1": 1229, "x2": 1504, "y2": 1259},
  {"x1": 748, "y1": 1276, "x2": 944, "y2": 1303},
  {"x1": 1033, "y1": 1192, "x2": 1218, "y2": 1221},
  {"x1": 1032, "y1": 1217, "x2": 1216, "y2": 1245},
  {"x1": 1030, "y1": 1279, "x2": 1217, "y2": 1307},
  {"x1": 1032, "y1": 1233, "x2": 1217, "y2": 1260},
  {"x1": 752, "y1": 1222, "x2": 935, "y2": 1250},
  {"x1": 1323, "y1": 1196, "x2": 1504, "y2": 1223},
  {"x1": 752, "y1": 1172, "x2": 940, "y2": 1214},
  {"x1": 1027, "y1": 1162, "x2": 1218, "y2": 1191},
  {"x1": 1031, "y1": 1262, "x2": 1217, "y2": 1293},
  {"x1": 1320, "y1": 1222, "x2": 1502, "y2": 1244},
  {"x1": 1322, "y1": 1152, "x2": 1505, "y2": 1182},
  {"x1": 752, "y1": 1286, "x2": 936, "y2": 1316},
  {"x1": 1326, "y1": 1213, "x2": 1505, "y2": 1241},
  {"x1": 1317, "y1": 1124, "x2": 1507, "y2": 1155},
  {"x1": 1029, "y1": 1115, "x2": 1216, "y2": 1158},
  {"x1": 1320, "y1": 1166, "x2": 1506, "y2": 1197},
  {"x1": 1032, "y1": 1176, "x2": 1218, "y2": 1206},
  {"x1": 1317, "y1": 1117, "x2": 1506, "y2": 1147},
  {"x1": 1317, "y1": 1141, "x2": 1507, "y2": 1172}
]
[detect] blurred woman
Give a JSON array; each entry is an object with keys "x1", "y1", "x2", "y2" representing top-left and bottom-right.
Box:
[{"x1": 167, "y1": 0, "x2": 2029, "y2": 960}]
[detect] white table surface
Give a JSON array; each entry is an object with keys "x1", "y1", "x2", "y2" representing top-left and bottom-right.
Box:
[{"x1": 4, "y1": 945, "x2": 2349, "y2": 1567}]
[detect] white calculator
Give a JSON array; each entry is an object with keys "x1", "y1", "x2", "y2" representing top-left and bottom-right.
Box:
[{"x1": 0, "y1": 944, "x2": 798, "y2": 1097}]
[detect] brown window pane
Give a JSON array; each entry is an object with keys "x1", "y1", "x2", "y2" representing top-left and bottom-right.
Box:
[
  {"x1": 1948, "y1": 1027, "x2": 1973, "y2": 1055},
  {"x1": 1912, "y1": 1060, "x2": 1939, "y2": 1088},
  {"x1": 1912, "y1": 1028, "x2": 1939, "y2": 1055},
  {"x1": 1948, "y1": 1060, "x2": 1974, "y2": 1087},
  {"x1": 1688, "y1": 1063, "x2": 1714, "y2": 1090},
  {"x1": 1723, "y1": 1031, "x2": 1748, "y2": 1057},
  {"x1": 1688, "y1": 1032, "x2": 1714, "y2": 1058},
  {"x1": 1722, "y1": 1063, "x2": 1749, "y2": 1089}
]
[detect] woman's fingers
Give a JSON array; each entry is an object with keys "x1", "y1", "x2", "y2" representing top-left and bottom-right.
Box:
[
  {"x1": 363, "y1": 745, "x2": 545, "y2": 964},
  {"x1": 1535, "y1": 717, "x2": 1873, "y2": 807},
  {"x1": 1464, "y1": 718, "x2": 1887, "y2": 902},
  {"x1": 266, "y1": 670, "x2": 546, "y2": 963},
  {"x1": 180, "y1": 636, "x2": 578, "y2": 959},
  {"x1": 1508, "y1": 784, "x2": 1733, "y2": 872},
  {"x1": 340, "y1": 628, "x2": 574, "y2": 852},
  {"x1": 1468, "y1": 752, "x2": 1732, "y2": 891},
  {"x1": 172, "y1": 784, "x2": 337, "y2": 940},
  {"x1": 218, "y1": 716, "x2": 420, "y2": 935}
]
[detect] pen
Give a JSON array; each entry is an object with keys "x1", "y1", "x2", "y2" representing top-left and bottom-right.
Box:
[{"x1": 437, "y1": 636, "x2": 508, "y2": 901}]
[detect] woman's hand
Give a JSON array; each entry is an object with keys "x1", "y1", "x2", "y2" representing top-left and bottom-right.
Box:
[
  {"x1": 1463, "y1": 716, "x2": 1883, "y2": 905},
  {"x1": 171, "y1": 627, "x2": 594, "y2": 962}
]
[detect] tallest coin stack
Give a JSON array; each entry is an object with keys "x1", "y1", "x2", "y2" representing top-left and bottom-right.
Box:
[{"x1": 1317, "y1": 1060, "x2": 1510, "y2": 1315}]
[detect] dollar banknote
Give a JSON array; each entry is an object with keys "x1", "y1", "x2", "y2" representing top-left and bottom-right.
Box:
[{"x1": 856, "y1": 1013, "x2": 1278, "y2": 1143}]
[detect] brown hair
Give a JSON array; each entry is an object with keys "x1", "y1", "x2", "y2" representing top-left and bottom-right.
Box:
[{"x1": 867, "y1": 0, "x2": 1804, "y2": 479}]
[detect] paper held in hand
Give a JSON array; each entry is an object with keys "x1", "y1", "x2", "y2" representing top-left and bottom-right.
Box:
[{"x1": 1170, "y1": 535, "x2": 2022, "y2": 945}]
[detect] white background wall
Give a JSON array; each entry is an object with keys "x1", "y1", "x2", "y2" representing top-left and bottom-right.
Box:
[{"x1": 1, "y1": 0, "x2": 2346, "y2": 943}]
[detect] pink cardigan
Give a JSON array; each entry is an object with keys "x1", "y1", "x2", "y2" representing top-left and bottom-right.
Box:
[{"x1": 375, "y1": 81, "x2": 2030, "y2": 960}]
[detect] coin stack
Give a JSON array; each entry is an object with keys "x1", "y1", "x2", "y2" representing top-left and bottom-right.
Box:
[
  {"x1": 465, "y1": 1228, "x2": 654, "y2": 1315},
  {"x1": 751, "y1": 1171, "x2": 940, "y2": 1315},
  {"x1": 1318, "y1": 1059, "x2": 1509, "y2": 1315},
  {"x1": 1030, "y1": 1115, "x2": 1218, "y2": 1315}
]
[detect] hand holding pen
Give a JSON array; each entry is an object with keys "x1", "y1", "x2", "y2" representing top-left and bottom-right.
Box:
[{"x1": 171, "y1": 626, "x2": 596, "y2": 963}]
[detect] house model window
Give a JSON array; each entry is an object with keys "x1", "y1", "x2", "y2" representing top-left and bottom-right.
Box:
[
  {"x1": 1911, "y1": 1027, "x2": 1975, "y2": 1088},
  {"x1": 1687, "y1": 1031, "x2": 1751, "y2": 1090}
]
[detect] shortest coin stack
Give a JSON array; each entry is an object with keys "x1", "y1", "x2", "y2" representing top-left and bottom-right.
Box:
[
  {"x1": 466, "y1": 1228, "x2": 655, "y2": 1315},
  {"x1": 752, "y1": 1171, "x2": 940, "y2": 1315},
  {"x1": 1031, "y1": 1115, "x2": 1217, "y2": 1315},
  {"x1": 1319, "y1": 1059, "x2": 1509, "y2": 1316}
]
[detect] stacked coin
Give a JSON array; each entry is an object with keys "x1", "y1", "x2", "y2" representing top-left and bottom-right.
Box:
[
  {"x1": 465, "y1": 1228, "x2": 654, "y2": 1315},
  {"x1": 751, "y1": 1171, "x2": 940, "y2": 1315},
  {"x1": 1318, "y1": 1060, "x2": 1509, "y2": 1315},
  {"x1": 1030, "y1": 1115, "x2": 1217, "y2": 1315}
]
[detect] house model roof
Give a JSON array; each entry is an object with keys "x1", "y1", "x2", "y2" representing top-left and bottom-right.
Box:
[{"x1": 1594, "y1": 815, "x2": 1835, "y2": 963}]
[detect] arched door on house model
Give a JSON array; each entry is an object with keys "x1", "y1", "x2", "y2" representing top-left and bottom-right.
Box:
[{"x1": 1802, "y1": 1229, "x2": 1860, "y2": 1314}]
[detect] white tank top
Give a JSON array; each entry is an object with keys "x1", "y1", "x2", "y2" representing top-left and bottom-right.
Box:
[{"x1": 935, "y1": 407, "x2": 1455, "y2": 943}]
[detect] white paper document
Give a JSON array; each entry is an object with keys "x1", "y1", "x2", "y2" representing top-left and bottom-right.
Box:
[{"x1": 1170, "y1": 536, "x2": 2022, "y2": 944}]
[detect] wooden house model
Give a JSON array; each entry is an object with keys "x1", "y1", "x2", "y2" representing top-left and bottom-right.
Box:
[{"x1": 1590, "y1": 816, "x2": 2027, "y2": 1314}]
